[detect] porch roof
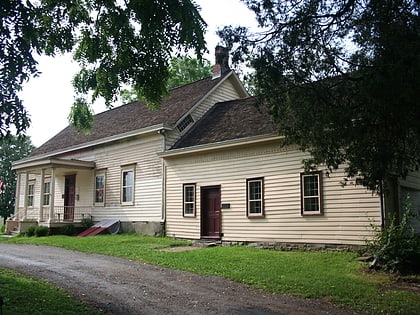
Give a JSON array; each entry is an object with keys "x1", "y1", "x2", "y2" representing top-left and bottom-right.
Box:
[{"x1": 12, "y1": 158, "x2": 95, "y2": 172}]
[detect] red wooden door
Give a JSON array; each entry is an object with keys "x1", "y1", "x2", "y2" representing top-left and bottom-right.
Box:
[
  {"x1": 201, "y1": 186, "x2": 221, "y2": 238},
  {"x1": 64, "y1": 174, "x2": 76, "y2": 221}
]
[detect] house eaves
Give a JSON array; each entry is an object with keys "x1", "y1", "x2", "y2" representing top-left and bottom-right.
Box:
[
  {"x1": 160, "y1": 134, "x2": 284, "y2": 159},
  {"x1": 12, "y1": 158, "x2": 96, "y2": 171},
  {"x1": 17, "y1": 124, "x2": 172, "y2": 165}
]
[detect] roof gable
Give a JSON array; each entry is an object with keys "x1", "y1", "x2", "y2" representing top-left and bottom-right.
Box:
[
  {"x1": 171, "y1": 96, "x2": 278, "y2": 149},
  {"x1": 30, "y1": 74, "x2": 232, "y2": 157}
]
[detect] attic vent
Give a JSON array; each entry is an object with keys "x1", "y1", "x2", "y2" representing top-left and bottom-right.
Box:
[{"x1": 177, "y1": 114, "x2": 194, "y2": 133}]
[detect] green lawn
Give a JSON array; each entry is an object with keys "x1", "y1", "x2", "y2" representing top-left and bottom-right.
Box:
[
  {"x1": 1, "y1": 234, "x2": 419, "y2": 314},
  {"x1": 0, "y1": 268, "x2": 102, "y2": 315}
]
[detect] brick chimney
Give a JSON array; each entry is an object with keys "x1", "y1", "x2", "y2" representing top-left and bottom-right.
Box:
[{"x1": 212, "y1": 46, "x2": 230, "y2": 79}]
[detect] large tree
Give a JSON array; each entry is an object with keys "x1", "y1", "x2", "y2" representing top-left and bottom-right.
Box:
[
  {"x1": 220, "y1": 0, "x2": 420, "y2": 208},
  {"x1": 1, "y1": 0, "x2": 206, "y2": 135},
  {"x1": 120, "y1": 56, "x2": 212, "y2": 103},
  {"x1": 0, "y1": 136, "x2": 34, "y2": 222}
]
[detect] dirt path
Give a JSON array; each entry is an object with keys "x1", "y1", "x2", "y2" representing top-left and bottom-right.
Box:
[{"x1": 0, "y1": 244, "x2": 359, "y2": 315}]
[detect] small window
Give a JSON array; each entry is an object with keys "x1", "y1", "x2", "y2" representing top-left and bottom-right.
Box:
[
  {"x1": 27, "y1": 183, "x2": 35, "y2": 207},
  {"x1": 121, "y1": 167, "x2": 135, "y2": 205},
  {"x1": 247, "y1": 178, "x2": 264, "y2": 217},
  {"x1": 183, "y1": 184, "x2": 196, "y2": 217},
  {"x1": 301, "y1": 171, "x2": 323, "y2": 215},
  {"x1": 43, "y1": 182, "x2": 50, "y2": 206},
  {"x1": 95, "y1": 173, "x2": 106, "y2": 205},
  {"x1": 176, "y1": 114, "x2": 194, "y2": 133}
]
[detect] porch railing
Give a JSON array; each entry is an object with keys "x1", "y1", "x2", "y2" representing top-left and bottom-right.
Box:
[{"x1": 13, "y1": 206, "x2": 93, "y2": 223}]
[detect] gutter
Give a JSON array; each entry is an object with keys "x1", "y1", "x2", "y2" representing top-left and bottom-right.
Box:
[
  {"x1": 14, "y1": 124, "x2": 173, "y2": 166},
  {"x1": 160, "y1": 134, "x2": 284, "y2": 158}
]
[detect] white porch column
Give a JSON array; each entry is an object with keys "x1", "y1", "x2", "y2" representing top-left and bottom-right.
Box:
[
  {"x1": 14, "y1": 173, "x2": 21, "y2": 220},
  {"x1": 23, "y1": 172, "x2": 29, "y2": 220},
  {"x1": 49, "y1": 167, "x2": 56, "y2": 223},
  {"x1": 39, "y1": 168, "x2": 45, "y2": 222}
]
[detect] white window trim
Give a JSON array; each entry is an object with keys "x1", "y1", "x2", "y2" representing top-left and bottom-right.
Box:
[
  {"x1": 301, "y1": 171, "x2": 323, "y2": 215},
  {"x1": 247, "y1": 178, "x2": 264, "y2": 218},
  {"x1": 183, "y1": 184, "x2": 196, "y2": 217},
  {"x1": 121, "y1": 166, "x2": 135, "y2": 206},
  {"x1": 95, "y1": 171, "x2": 106, "y2": 206},
  {"x1": 27, "y1": 182, "x2": 35, "y2": 207}
]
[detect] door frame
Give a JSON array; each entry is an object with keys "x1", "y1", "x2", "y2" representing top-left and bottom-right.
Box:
[
  {"x1": 200, "y1": 185, "x2": 221, "y2": 239},
  {"x1": 64, "y1": 174, "x2": 76, "y2": 221}
]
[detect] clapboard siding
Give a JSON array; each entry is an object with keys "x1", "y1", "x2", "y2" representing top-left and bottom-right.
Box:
[
  {"x1": 165, "y1": 141, "x2": 381, "y2": 245},
  {"x1": 57, "y1": 134, "x2": 164, "y2": 222}
]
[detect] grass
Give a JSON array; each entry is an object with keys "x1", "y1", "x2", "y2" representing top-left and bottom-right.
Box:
[
  {"x1": 1, "y1": 234, "x2": 419, "y2": 314},
  {"x1": 0, "y1": 268, "x2": 102, "y2": 315}
]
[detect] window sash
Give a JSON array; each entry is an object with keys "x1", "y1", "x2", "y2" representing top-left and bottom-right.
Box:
[
  {"x1": 301, "y1": 172, "x2": 322, "y2": 215},
  {"x1": 121, "y1": 169, "x2": 134, "y2": 204},
  {"x1": 183, "y1": 184, "x2": 196, "y2": 216},
  {"x1": 95, "y1": 174, "x2": 105, "y2": 204},
  {"x1": 247, "y1": 178, "x2": 264, "y2": 217},
  {"x1": 43, "y1": 182, "x2": 50, "y2": 206},
  {"x1": 27, "y1": 183, "x2": 34, "y2": 207}
]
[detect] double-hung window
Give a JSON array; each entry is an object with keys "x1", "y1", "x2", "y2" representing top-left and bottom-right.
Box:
[
  {"x1": 27, "y1": 183, "x2": 34, "y2": 207},
  {"x1": 183, "y1": 184, "x2": 196, "y2": 217},
  {"x1": 247, "y1": 178, "x2": 264, "y2": 217},
  {"x1": 43, "y1": 182, "x2": 50, "y2": 206},
  {"x1": 121, "y1": 166, "x2": 135, "y2": 205},
  {"x1": 301, "y1": 171, "x2": 323, "y2": 215},
  {"x1": 95, "y1": 172, "x2": 106, "y2": 205}
]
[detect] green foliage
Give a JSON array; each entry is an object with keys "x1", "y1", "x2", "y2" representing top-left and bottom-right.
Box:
[
  {"x1": 26, "y1": 226, "x2": 37, "y2": 237},
  {"x1": 366, "y1": 201, "x2": 419, "y2": 274},
  {"x1": 34, "y1": 226, "x2": 49, "y2": 237},
  {"x1": 1, "y1": 234, "x2": 419, "y2": 314},
  {"x1": 60, "y1": 224, "x2": 75, "y2": 236},
  {"x1": 0, "y1": 268, "x2": 102, "y2": 314},
  {"x1": 0, "y1": 136, "x2": 34, "y2": 220},
  {"x1": 120, "y1": 56, "x2": 212, "y2": 104},
  {"x1": 219, "y1": 0, "x2": 420, "y2": 192},
  {"x1": 1, "y1": 0, "x2": 207, "y2": 135},
  {"x1": 81, "y1": 217, "x2": 94, "y2": 229}
]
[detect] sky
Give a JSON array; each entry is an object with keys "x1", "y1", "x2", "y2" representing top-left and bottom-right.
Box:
[{"x1": 19, "y1": 0, "x2": 258, "y2": 147}]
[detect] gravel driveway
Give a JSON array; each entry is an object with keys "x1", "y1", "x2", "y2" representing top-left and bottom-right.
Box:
[{"x1": 0, "y1": 244, "x2": 358, "y2": 315}]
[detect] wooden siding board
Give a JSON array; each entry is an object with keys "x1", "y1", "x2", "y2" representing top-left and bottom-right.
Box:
[{"x1": 165, "y1": 142, "x2": 381, "y2": 245}]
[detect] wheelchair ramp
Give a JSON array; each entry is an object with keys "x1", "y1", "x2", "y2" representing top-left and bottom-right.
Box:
[{"x1": 77, "y1": 219, "x2": 121, "y2": 237}]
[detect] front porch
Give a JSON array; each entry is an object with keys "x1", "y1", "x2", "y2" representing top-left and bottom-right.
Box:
[{"x1": 10, "y1": 157, "x2": 96, "y2": 234}]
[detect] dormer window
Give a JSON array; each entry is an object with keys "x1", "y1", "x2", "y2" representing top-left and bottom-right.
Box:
[{"x1": 177, "y1": 114, "x2": 194, "y2": 133}]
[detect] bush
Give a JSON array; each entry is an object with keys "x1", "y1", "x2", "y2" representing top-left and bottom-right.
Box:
[
  {"x1": 81, "y1": 217, "x2": 94, "y2": 229},
  {"x1": 60, "y1": 224, "x2": 75, "y2": 236},
  {"x1": 26, "y1": 226, "x2": 37, "y2": 237},
  {"x1": 366, "y1": 198, "x2": 419, "y2": 274},
  {"x1": 34, "y1": 226, "x2": 49, "y2": 237}
]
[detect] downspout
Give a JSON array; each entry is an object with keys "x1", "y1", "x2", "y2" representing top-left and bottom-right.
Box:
[{"x1": 379, "y1": 180, "x2": 385, "y2": 229}]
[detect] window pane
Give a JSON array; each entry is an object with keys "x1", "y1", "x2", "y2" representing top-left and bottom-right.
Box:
[
  {"x1": 249, "y1": 181, "x2": 261, "y2": 200},
  {"x1": 123, "y1": 187, "x2": 132, "y2": 202},
  {"x1": 185, "y1": 186, "x2": 194, "y2": 202},
  {"x1": 184, "y1": 203, "x2": 194, "y2": 214},
  {"x1": 304, "y1": 197, "x2": 319, "y2": 212},
  {"x1": 123, "y1": 171, "x2": 133, "y2": 186},
  {"x1": 95, "y1": 175, "x2": 105, "y2": 203},
  {"x1": 304, "y1": 175, "x2": 318, "y2": 197},
  {"x1": 249, "y1": 201, "x2": 261, "y2": 214}
]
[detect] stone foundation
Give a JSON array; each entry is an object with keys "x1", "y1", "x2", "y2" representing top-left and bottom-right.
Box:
[{"x1": 120, "y1": 221, "x2": 164, "y2": 236}]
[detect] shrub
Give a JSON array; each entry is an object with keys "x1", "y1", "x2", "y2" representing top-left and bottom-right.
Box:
[
  {"x1": 81, "y1": 217, "x2": 94, "y2": 229},
  {"x1": 26, "y1": 226, "x2": 37, "y2": 237},
  {"x1": 34, "y1": 226, "x2": 49, "y2": 237},
  {"x1": 60, "y1": 224, "x2": 75, "y2": 236},
  {"x1": 366, "y1": 197, "x2": 419, "y2": 274}
]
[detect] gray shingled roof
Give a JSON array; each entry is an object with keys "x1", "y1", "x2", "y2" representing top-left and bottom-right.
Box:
[
  {"x1": 31, "y1": 75, "x2": 226, "y2": 157},
  {"x1": 171, "y1": 96, "x2": 278, "y2": 149}
]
